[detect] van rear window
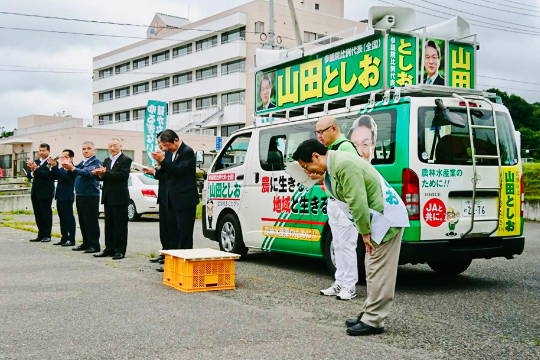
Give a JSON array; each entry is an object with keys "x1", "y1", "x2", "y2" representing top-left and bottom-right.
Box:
[{"x1": 418, "y1": 108, "x2": 518, "y2": 166}]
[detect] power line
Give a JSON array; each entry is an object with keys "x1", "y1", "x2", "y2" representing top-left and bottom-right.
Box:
[
  {"x1": 478, "y1": 75, "x2": 540, "y2": 86},
  {"x1": 478, "y1": 84, "x2": 540, "y2": 93},
  {"x1": 473, "y1": 0, "x2": 540, "y2": 13},
  {"x1": 453, "y1": 0, "x2": 540, "y2": 17},
  {"x1": 499, "y1": 0, "x2": 540, "y2": 9}
]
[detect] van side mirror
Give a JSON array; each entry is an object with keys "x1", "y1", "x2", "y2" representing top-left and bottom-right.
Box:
[{"x1": 196, "y1": 150, "x2": 204, "y2": 165}]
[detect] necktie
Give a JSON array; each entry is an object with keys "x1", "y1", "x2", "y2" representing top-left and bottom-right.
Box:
[{"x1": 426, "y1": 78, "x2": 432, "y2": 85}]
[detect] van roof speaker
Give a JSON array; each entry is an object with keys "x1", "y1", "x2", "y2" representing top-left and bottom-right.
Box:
[{"x1": 368, "y1": 6, "x2": 416, "y2": 31}]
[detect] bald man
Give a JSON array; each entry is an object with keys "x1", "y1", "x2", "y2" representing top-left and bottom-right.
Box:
[{"x1": 315, "y1": 116, "x2": 361, "y2": 300}]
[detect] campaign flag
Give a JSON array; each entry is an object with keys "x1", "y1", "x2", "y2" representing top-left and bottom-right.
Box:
[{"x1": 144, "y1": 100, "x2": 168, "y2": 168}]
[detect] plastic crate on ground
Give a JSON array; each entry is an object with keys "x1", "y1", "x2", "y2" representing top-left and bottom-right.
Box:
[{"x1": 160, "y1": 249, "x2": 241, "y2": 293}]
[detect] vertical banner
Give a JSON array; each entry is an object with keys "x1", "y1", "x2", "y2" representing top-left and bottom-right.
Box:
[
  {"x1": 387, "y1": 33, "x2": 417, "y2": 88},
  {"x1": 419, "y1": 38, "x2": 446, "y2": 86},
  {"x1": 497, "y1": 166, "x2": 521, "y2": 236},
  {"x1": 449, "y1": 41, "x2": 475, "y2": 89},
  {"x1": 144, "y1": 100, "x2": 168, "y2": 167}
]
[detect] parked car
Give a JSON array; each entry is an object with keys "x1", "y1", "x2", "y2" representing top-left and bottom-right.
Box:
[{"x1": 99, "y1": 172, "x2": 159, "y2": 221}]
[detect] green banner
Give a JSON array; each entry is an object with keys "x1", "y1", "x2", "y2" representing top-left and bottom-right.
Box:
[
  {"x1": 387, "y1": 33, "x2": 417, "y2": 88},
  {"x1": 448, "y1": 41, "x2": 475, "y2": 89},
  {"x1": 256, "y1": 34, "x2": 385, "y2": 114},
  {"x1": 144, "y1": 100, "x2": 167, "y2": 167}
]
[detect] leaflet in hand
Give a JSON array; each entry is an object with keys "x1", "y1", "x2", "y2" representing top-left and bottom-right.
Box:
[
  {"x1": 284, "y1": 161, "x2": 318, "y2": 189},
  {"x1": 131, "y1": 162, "x2": 150, "y2": 170}
]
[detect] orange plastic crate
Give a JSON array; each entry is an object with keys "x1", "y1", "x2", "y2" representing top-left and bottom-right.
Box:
[{"x1": 161, "y1": 249, "x2": 240, "y2": 293}]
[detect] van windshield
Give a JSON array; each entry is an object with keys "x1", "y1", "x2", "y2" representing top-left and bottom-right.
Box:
[{"x1": 418, "y1": 107, "x2": 518, "y2": 166}]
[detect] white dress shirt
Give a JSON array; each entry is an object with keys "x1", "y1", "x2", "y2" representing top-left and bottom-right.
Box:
[{"x1": 109, "y1": 152, "x2": 122, "y2": 168}]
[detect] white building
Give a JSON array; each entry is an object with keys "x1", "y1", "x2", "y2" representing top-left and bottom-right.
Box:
[{"x1": 92, "y1": 0, "x2": 365, "y2": 137}]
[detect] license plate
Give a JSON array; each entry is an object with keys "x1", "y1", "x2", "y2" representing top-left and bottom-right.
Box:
[{"x1": 462, "y1": 200, "x2": 486, "y2": 217}]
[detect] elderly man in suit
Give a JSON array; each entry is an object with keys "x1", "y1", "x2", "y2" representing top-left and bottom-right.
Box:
[
  {"x1": 151, "y1": 130, "x2": 199, "y2": 250},
  {"x1": 49, "y1": 149, "x2": 76, "y2": 246},
  {"x1": 92, "y1": 138, "x2": 132, "y2": 260},
  {"x1": 27, "y1": 143, "x2": 55, "y2": 243}
]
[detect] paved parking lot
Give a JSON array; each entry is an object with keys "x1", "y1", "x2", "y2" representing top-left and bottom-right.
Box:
[{"x1": 1, "y1": 215, "x2": 539, "y2": 359}]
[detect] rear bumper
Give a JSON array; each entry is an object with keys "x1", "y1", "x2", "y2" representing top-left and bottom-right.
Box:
[
  {"x1": 202, "y1": 205, "x2": 216, "y2": 241},
  {"x1": 399, "y1": 236, "x2": 525, "y2": 265}
]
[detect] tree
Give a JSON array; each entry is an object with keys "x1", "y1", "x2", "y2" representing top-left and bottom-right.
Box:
[{"x1": 54, "y1": 111, "x2": 72, "y2": 117}]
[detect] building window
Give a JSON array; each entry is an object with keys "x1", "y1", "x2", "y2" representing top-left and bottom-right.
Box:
[
  {"x1": 173, "y1": 100, "x2": 192, "y2": 114},
  {"x1": 96, "y1": 149, "x2": 109, "y2": 161},
  {"x1": 115, "y1": 111, "x2": 130, "y2": 123},
  {"x1": 133, "y1": 108, "x2": 146, "y2": 121},
  {"x1": 142, "y1": 151, "x2": 151, "y2": 167},
  {"x1": 0, "y1": 154, "x2": 12, "y2": 169},
  {"x1": 123, "y1": 150, "x2": 134, "y2": 160},
  {"x1": 115, "y1": 87, "x2": 130, "y2": 99},
  {"x1": 221, "y1": 124, "x2": 244, "y2": 137},
  {"x1": 221, "y1": 26, "x2": 245, "y2": 44},
  {"x1": 173, "y1": 43, "x2": 192, "y2": 58},
  {"x1": 152, "y1": 77, "x2": 170, "y2": 91},
  {"x1": 115, "y1": 62, "x2": 130, "y2": 74},
  {"x1": 196, "y1": 66, "x2": 217, "y2": 81},
  {"x1": 304, "y1": 31, "x2": 317, "y2": 43},
  {"x1": 196, "y1": 35, "x2": 218, "y2": 52},
  {"x1": 221, "y1": 59, "x2": 245, "y2": 75},
  {"x1": 221, "y1": 91, "x2": 245, "y2": 106},
  {"x1": 255, "y1": 21, "x2": 264, "y2": 34},
  {"x1": 99, "y1": 68, "x2": 113, "y2": 79},
  {"x1": 133, "y1": 56, "x2": 149, "y2": 70},
  {"x1": 99, "y1": 91, "x2": 113, "y2": 102},
  {"x1": 152, "y1": 50, "x2": 170, "y2": 64},
  {"x1": 196, "y1": 95, "x2": 217, "y2": 110},
  {"x1": 132, "y1": 82, "x2": 149, "y2": 95},
  {"x1": 99, "y1": 114, "x2": 113, "y2": 125},
  {"x1": 315, "y1": 3, "x2": 319, "y2": 10},
  {"x1": 173, "y1": 72, "x2": 192, "y2": 86}
]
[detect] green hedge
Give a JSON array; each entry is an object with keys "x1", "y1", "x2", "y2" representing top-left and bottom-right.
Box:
[{"x1": 523, "y1": 163, "x2": 540, "y2": 201}]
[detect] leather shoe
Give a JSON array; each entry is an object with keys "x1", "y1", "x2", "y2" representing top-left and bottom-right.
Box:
[
  {"x1": 29, "y1": 237, "x2": 42, "y2": 242},
  {"x1": 54, "y1": 240, "x2": 67, "y2": 246},
  {"x1": 83, "y1": 247, "x2": 99, "y2": 254},
  {"x1": 41, "y1": 237, "x2": 52, "y2": 243},
  {"x1": 345, "y1": 312, "x2": 364, "y2": 327},
  {"x1": 61, "y1": 241, "x2": 75, "y2": 247},
  {"x1": 149, "y1": 255, "x2": 164, "y2": 263},
  {"x1": 112, "y1": 253, "x2": 125, "y2": 260},
  {"x1": 156, "y1": 267, "x2": 164, "y2": 272},
  {"x1": 158, "y1": 259, "x2": 164, "y2": 264},
  {"x1": 346, "y1": 321, "x2": 384, "y2": 336},
  {"x1": 72, "y1": 245, "x2": 87, "y2": 251},
  {"x1": 93, "y1": 251, "x2": 113, "y2": 258}
]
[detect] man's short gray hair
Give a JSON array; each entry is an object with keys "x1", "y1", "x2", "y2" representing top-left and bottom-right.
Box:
[
  {"x1": 348, "y1": 115, "x2": 378, "y2": 143},
  {"x1": 82, "y1": 141, "x2": 95, "y2": 148},
  {"x1": 109, "y1": 138, "x2": 121, "y2": 143}
]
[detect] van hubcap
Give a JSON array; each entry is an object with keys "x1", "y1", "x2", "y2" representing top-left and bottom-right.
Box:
[{"x1": 221, "y1": 222, "x2": 235, "y2": 251}]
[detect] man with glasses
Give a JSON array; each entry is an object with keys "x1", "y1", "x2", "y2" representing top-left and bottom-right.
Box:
[
  {"x1": 348, "y1": 115, "x2": 378, "y2": 162},
  {"x1": 257, "y1": 73, "x2": 276, "y2": 111},
  {"x1": 423, "y1": 40, "x2": 444, "y2": 85},
  {"x1": 314, "y1": 116, "x2": 361, "y2": 300}
]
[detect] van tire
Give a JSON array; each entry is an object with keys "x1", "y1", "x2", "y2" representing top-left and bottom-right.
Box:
[
  {"x1": 428, "y1": 259, "x2": 472, "y2": 275},
  {"x1": 323, "y1": 231, "x2": 366, "y2": 283},
  {"x1": 217, "y1": 213, "x2": 248, "y2": 258}
]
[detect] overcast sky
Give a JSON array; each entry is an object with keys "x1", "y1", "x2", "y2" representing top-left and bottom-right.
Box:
[{"x1": 0, "y1": 0, "x2": 539, "y2": 131}]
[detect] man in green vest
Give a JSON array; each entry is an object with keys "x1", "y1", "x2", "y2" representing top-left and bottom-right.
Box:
[
  {"x1": 315, "y1": 116, "x2": 360, "y2": 301},
  {"x1": 293, "y1": 138, "x2": 409, "y2": 336}
]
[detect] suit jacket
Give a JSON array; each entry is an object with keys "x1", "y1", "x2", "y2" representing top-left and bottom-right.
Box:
[
  {"x1": 424, "y1": 73, "x2": 445, "y2": 85},
  {"x1": 153, "y1": 153, "x2": 169, "y2": 208},
  {"x1": 157, "y1": 142, "x2": 199, "y2": 211},
  {"x1": 51, "y1": 165, "x2": 75, "y2": 202},
  {"x1": 71, "y1": 155, "x2": 102, "y2": 196},
  {"x1": 100, "y1": 153, "x2": 132, "y2": 206},
  {"x1": 27, "y1": 158, "x2": 55, "y2": 200}
]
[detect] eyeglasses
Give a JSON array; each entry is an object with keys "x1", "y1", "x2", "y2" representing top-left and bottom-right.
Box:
[
  {"x1": 315, "y1": 125, "x2": 334, "y2": 135},
  {"x1": 353, "y1": 140, "x2": 373, "y2": 150},
  {"x1": 260, "y1": 86, "x2": 271, "y2": 93},
  {"x1": 425, "y1": 55, "x2": 439, "y2": 61}
]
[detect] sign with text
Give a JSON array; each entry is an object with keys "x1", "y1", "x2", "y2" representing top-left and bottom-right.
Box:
[
  {"x1": 144, "y1": 100, "x2": 167, "y2": 168},
  {"x1": 387, "y1": 33, "x2": 417, "y2": 88},
  {"x1": 448, "y1": 41, "x2": 475, "y2": 89}
]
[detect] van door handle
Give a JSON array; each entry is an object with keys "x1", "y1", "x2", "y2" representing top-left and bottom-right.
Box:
[
  {"x1": 255, "y1": 172, "x2": 259, "y2": 183},
  {"x1": 237, "y1": 174, "x2": 244, "y2": 180}
]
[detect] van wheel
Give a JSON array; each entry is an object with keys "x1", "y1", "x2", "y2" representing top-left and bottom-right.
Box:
[
  {"x1": 323, "y1": 230, "x2": 366, "y2": 283},
  {"x1": 127, "y1": 201, "x2": 140, "y2": 222},
  {"x1": 428, "y1": 259, "x2": 472, "y2": 275},
  {"x1": 218, "y1": 213, "x2": 248, "y2": 258}
]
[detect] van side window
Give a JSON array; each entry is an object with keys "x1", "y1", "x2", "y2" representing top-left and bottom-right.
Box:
[
  {"x1": 339, "y1": 109, "x2": 397, "y2": 165},
  {"x1": 259, "y1": 121, "x2": 316, "y2": 171},
  {"x1": 212, "y1": 133, "x2": 251, "y2": 172}
]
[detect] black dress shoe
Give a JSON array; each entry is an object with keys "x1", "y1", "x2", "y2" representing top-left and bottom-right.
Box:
[
  {"x1": 156, "y1": 267, "x2": 164, "y2": 272},
  {"x1": 149, "y1": 255, "x2": 164, "y2": 263},
  {"x1": 93, "y1": 251, "x2": 112, "y2": 258},
  {"x1": 158, "y1": 259, "x2": 164, "y2": 264},
  {"x1": 345, "y1": 312, "x2": 364, "y2": 327},
  {"x1": 54, "y1": 240, "x2": 67, "y2": 246},
  {"x1": 61, "y1": 241, "x2": 75, "y2": 247},
  {"x1": 346, "y1": 321, "x2": 384, "y2": 336},
  {"x1": 29, "y1": 237, "x2": 42, "y2": 242},
  {"x1": 112, "y1": 253, "x2": 125, "y2": 260},
  {"x1": 41, "y1": 237, "x2": 52, "y2": 243},
  {"x1": 83, "y1": 247, "x2": 99, "y2": 254},
  {"x1": 72, "y1": 245, "x2": 87, "y2": 251}
]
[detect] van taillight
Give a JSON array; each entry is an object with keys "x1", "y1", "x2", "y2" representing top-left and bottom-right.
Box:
[
  {"x1": 459, "y1": 101, "x2": 478, "y2": 107},
  {"x1": 521, "y1": 174, "x2": 524, "y2": 218},
  {"x1": 402, "y1": 168, "x2": 420, "y2": 220}
]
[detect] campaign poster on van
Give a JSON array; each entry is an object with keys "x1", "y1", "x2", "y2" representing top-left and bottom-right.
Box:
[
  {"x1": 419, "y1": 38, "x2": 446, "y2": 86},
  {"x1": 144, "y1": 100, "x2": 167, "y2": 167},
  {"x1": 387, "y1": 33, "x2": 417, "y2": 88}
]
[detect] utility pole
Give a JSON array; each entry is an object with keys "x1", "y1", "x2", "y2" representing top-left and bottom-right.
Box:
[
  {"x1": 263, "y1": 0, "x2": 276, "y2": 49},
  {"x1": 287, "y1": 0, "x2": 303, "y2": 46}
]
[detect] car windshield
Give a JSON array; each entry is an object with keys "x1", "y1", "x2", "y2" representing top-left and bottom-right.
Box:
[
  {"x1": 418, "y1": 107, "x2": 518, "y2": 166},
  {"x1": 135, "y1": 173, "x2": 158, "y2": 185}
]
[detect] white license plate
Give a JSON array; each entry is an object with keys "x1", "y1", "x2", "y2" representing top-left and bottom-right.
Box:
[{"x1": 462, "y1": 200, "x2": 486, "y2": 217}]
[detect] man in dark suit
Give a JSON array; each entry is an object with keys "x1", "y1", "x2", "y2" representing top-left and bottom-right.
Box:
[
  {"x1": 49, "y1": 149, "x2": 76, "y2": 246},
  {"x1": 62, "y1": 141, "x2": 102, "y2": 253},
  {"x1": 423, "y1": 40, "x2": 445, "y2": 86},
  {"x1": 27, "y1": 143, "x2": 55, "y2": 243},
  {"x1": 151, "y1": 130, "x2": 199, "y2": 250},
  {"x1": 92, "y1": 138, "x2": 132, "y2": 260}
]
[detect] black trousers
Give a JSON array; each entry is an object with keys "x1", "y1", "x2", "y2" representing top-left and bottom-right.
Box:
[
  {"x1": 57, "y1": 200, "x2": 76, "y2": 242},
  {"x1": 76, "y1": 196, "x2": 100, "y2": 250},
  {"x1": 104, "y1": 203, "x2": 128, "y2": 255},
  {"x1": 159, "y1": 203, "x2": 170, "y2": 250},
  {"x1": 167, "y1": 204, "x2": 196, "y2": 250},
  {"x1": 31, "y1": 195, "x2": 52, "y2": 239}
]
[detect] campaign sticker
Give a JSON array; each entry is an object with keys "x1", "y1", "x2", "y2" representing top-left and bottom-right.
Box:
[
  {"x1": 423, "y1": 198, "x2": 446, "y2": 227},
  {"x1": 421, "y1": 151, "x2": 429, "y2": 160}
]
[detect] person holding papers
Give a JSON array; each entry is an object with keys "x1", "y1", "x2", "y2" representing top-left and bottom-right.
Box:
[{"x1": 292, "y1": 139, "x2": 409, "y2": 336}]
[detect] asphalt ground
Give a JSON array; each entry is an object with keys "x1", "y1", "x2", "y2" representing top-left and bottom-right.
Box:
[{"x1": 1, "y1": 214, "x2": 539, "y2": 359}]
